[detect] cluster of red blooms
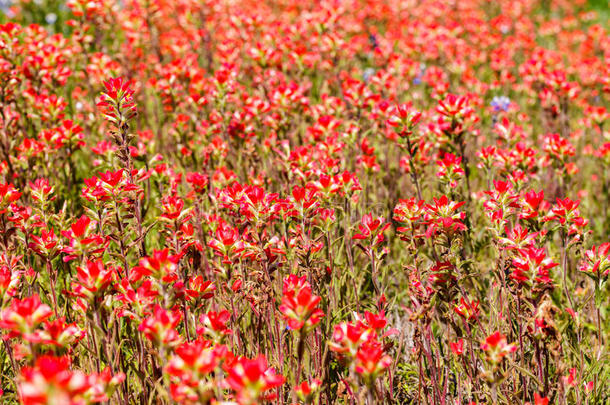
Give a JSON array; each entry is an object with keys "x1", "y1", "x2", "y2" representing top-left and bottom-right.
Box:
[
  {"x1": 329, "y1": 310, "x2": 395, "y2": 385},
  {"x1": 0, "y1": 0, "x2": 608, "y2": 404}
]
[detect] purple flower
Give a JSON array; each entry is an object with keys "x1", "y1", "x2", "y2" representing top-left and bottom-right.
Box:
[{"x1": 490, "y1": 96, "x2": 511, "y2": 113}]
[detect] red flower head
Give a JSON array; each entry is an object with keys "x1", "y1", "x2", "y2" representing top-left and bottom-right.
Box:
[
  {"x1": 29, "y1": 179, "x2": 54, "y2": 207},
  {"x1": 208, "y1": 221, "x2": 245, "y2": 264},
  {"x1": 160, "y1": 195, "x2": 190, "y2": 222},
  {"x1": 511, "y1": 246, "x2": 557, "y2": 288},
  {"x1": 354, "y1": 339, "x2": 392, "y2": 381},
  {"x1": 19, "y1": 356, "x2": 89, "y2": 404},
  {"x1": 186, "y1": 172, "x2": 209, "y2": 195},
  {"x1": 517, "y1": 191, "x2": 547, "y2": 223},
  {"x1": 18, "y1": 355, "x2": 124, "y2": 404},
  {"x1": 546, "y1": 198, "x2": 589, "y2": 245},
  {"x1": 453, "y1": 297, "x2": 480, "y2": 321},
  {"x1": 353, "y1": 213, "x2": 390, "y2": 249},
  {"x1": 0, "y1": 182, "x2": 21, "y2": 213},
  {"x1": 98, "y1": 169, "x2": 124, "y2": 188},
  {"x1": 498, "y1": 224, "x2": 538, "y2": 251},
  {"x1": 30, "y1": 317, "x2": 85, "y2": 348},
  {"x1": 546, "y1": 197, "x2": 582, "y2": 225},
  {"x1": 579, "y1": 243, "x2": 610, "y2": 280},
  {"x1": 72, "y1": 260, "x2": 117, "y2": 302},
  {"x1": 387, "y1": 103, "x2": 423, "y2": 142},
  {"x1": 450, "y1": 339, "x2": 465, "y2": 356},
  {"x1": 165, "y1": 338, "x2": 227, "y2": 402},
  {"x1": 295, "y1": 378, "x2": 322, "y2": 403},
  {"x1": 480, "y1": 331, "x2": 516, "y2": 364},
  {"x1": 393, "y1": 198, "x2": 426, "y2": 243},
  {"x1": 328, "y1": 321, "x2": 374, "y2": 358},
  {"x1": 0, "y1": 294, "x2": 53, "y2": 339},
  {"x1": 131, "y1": 249, "x2": 180, "y2": 283},
  {"x1": 224, "y1": 355, "x2": 285, "y2": 405},
  {"x1": 0, "y1": 265, "x2": 21, "y2": 306},
  {"x1": 138, "y1": 305, "x2": 182, "y2": 348},
  {"x1": 61, "y1": 215, "x2": 106, "y2": 262},
  {"x1": 279, "y1": 274, "x2": 324, "y2": 331},
  {"x1": 198, "y1": 310, "x2": 233, "y2": 343},
  {"x1": 542, "y1": 133, "x2": 575, "y2": 166},
  {"x1": 436, "y1": 94, "x2": 479, "y2": 139},
  {"x1": 28, "y1": 228, "x2": 59, "y2": 259},
  {"x1": 97, "y1": 77, "x2": 137, "y2": 122},
  {"x1": 531, "y1": 393, "x2": 550, "y2": 405},
  {"x1": 436, "y1": 152, "x2": 464, "y2": 188},
  {"x1": 424, "y1": 195, "x2": 466, "y2": 237}
]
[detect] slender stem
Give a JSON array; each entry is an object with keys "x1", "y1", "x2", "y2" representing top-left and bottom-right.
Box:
[
  {"x1": 517, "y1": 296, "x2": 528, "y2": 402},
  {"x1": 407, "y1": 138, "x2": 423, "y2": 201},
  {"x1": 295, "y1": 331, "x2": 305, "y2": 390},
  {"x1": 561, "y1": 234, "x2": 575, "y2": 310},
  {"x1": 370, "y1": 251, "x2": 380, "y2": 296},
  {"x1": 594, "y1": 279, "x2": 603, "y2": 399},
  {"x1": 46, "y1": 259, "x2": 60, "y2": 319}
]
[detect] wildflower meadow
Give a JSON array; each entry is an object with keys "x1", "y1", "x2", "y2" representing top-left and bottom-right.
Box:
[{"x1": 0, "y1": 0, "x2": 608, "y2": 404}]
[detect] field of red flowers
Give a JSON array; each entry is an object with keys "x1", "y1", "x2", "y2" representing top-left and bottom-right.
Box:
[{"x1": 0, "y1": 0, "x2": 609, "y2": 404}]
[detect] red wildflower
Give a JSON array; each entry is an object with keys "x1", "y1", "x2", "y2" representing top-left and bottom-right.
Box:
[
  {"x1": 224, "y1": 355, "x2": 285, "y2": 405},
  {"x1": 279, "y1": 274, "x2": 324, "y2": 331}
]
